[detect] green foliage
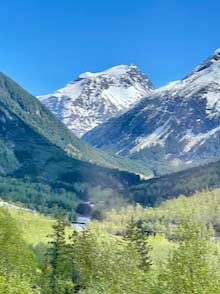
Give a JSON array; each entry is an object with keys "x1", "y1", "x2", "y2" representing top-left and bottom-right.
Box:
[
  {"x1": 0, "y1": 208, "x2": 36, "y2": 275},
  {"x1": 70, "y1": 229, "x2": 151, "y2": 294},
  {"x1": 2, "y1": 199, "x2": 220, "y2": 294},
  {"x1": 0, "y1": 176, "x2": 78, "y2": 219},
  {"x1": 130, "y1": 160, "x2": 220, "y2": 206},
  {"x1": 0, "y1": 270, "x2": 40, "y2": 294},
  {"x1": 152, "y1": 222, "x2": 220, "y2": 294},
  {"x1": 90, "y1": 188, "x2": 220, "y2": 238},
  {"x1": 124, "y1": 221, "x2": 152, "y2": 272},
  {"x1": 0, "y1": 208, "x2": 40, "y2": 294},
  {"x1": 40, "y1": 218, "x2": 154, "y2": 294},
  {"x1": 47, "y1": 217, "x2": 74, "y2": 294},
  {"x1": 0, "y1": 174, "x2": 137, "y2": 219}
]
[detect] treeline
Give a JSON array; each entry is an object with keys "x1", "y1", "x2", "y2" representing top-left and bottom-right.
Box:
[
  {"x1": 1, "y1": 155, "x2": 220, "y2": 220},
  {"x1": 130, "y1": 160, "x2": 220, "y2": 206},
  {"x1": 90, "y1": 188, "x2": 220, "y2": 238},
  {"x1": 0, "y1": 176, "x2": 78, "y2": 220},
  {"x1": 1, "y1": 207, "x2": 220, "y2": 294},
  {"x1": 0, "y1": 176, "x2": 129, "y2": 220}
]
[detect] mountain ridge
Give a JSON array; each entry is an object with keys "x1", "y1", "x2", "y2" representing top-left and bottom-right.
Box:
[
  {"x1": 0, "y1": 71, "x2": 153, "y2": 217},
  {"x1": 38, "y1": 64, "x2": 154, "y2": 137},
  {"x1": 83, "y1": 49, "x2": 220, "y2": 174},
  {"x1": 0, "y1": 71, "x2": 152, "y2": 177}
]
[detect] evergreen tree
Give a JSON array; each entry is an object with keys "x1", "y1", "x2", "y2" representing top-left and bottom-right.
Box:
[
  {"x1": 124, "y1": 220, "x2": 152, "y2": 272},
  {"x1": 47, "y1": 217, "x2": 68, "y2": 294},
  {"x1": 39, "y1": 256, "x2": 52, "y2": 294},
  {"x1": 76, "y1": 230, "x2": 97, "y2": 287},
  {"x1": 67, "y1": 228, "x2": 81, "y2": 292}
]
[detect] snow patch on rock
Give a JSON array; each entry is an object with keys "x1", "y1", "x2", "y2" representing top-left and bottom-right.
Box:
[{"x1": 38, "y1": 65, "x2": 153, "y2": 137}]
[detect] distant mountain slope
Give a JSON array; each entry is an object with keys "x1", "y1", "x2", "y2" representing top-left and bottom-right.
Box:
[
  {"x1": 83, "y1": 49, "x2": 220, "y2": 174},
  {"x1": 129, "y1": 160, "x2": 220, "y2": 207},
  {"x1": 0, "y1": 72, "x2": 152, "y2": 177},
  {"x1": 0, "y1": 72, "x2": 149, "y2": 217},
  {"x1": 0, "y1": 68, "x2": 219, "y2": 218},
  {"x1": 38, "y1": 65, "x2": 153, "y2": 137}
]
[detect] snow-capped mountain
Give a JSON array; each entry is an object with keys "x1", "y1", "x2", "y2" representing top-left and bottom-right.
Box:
[
  {"x1": 38, "y1": 65, "x2": 154, "y2": 137},
  {"x1": 83, "y1": 49, "x2": 220, "y2": 175}
]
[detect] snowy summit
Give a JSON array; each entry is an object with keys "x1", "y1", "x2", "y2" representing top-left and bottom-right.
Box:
[
  {"x1": 38, "y1": 65, "x2": 153, "y2": 137},
  {"x1": 83, "y1": 49, "x2": 220, "y2": 174}
]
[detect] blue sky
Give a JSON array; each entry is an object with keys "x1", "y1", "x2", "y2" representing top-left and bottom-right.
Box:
[{"x1": 0, "y1": 0, "x2": 220, "y2": 95}]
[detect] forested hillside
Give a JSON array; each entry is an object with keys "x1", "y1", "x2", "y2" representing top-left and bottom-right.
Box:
[
  {"x1": 1, "y1": 188, "x2": 220, "y2": 293},
  {"x1": 90, "y1": 188, "x2": 220, "y2": 237},
  {"x1": 0, "y1": 72, "x2": 151, "y2": 177},
  {"x1": 0, "y1": 72, "x2": 154, "y2": 217},
  {"x1": 0, "y1": 172, "x2": 139, "y2": 220},
  {"x1": 1, "y1": 156, "x2": 220, "y2": 219},
  {"x1": 129, "y1": 159, "x2": 220, "y2": 206}
]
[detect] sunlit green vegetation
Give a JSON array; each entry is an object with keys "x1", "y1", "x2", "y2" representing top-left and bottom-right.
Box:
[
  {"x1": 1, "y1": 188, "x2": 220, "y2": 293},
  {"x1": 9, "y1": 208, "x2": 55, "y2": 245},
  {"x1": 89, "y1": 188, "x2": 220, "y2": 237}
]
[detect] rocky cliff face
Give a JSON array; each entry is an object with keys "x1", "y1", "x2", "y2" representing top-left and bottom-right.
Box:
[
  {"x1": 38, "y1": 65, "x2": 154, "y2": 137},
  {"x1": 83, "y1": 50, "x2": 220, "y2": 174}
]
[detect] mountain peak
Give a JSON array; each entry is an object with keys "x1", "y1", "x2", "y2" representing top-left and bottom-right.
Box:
[
  {"x1": 38, "y1": 65, "x2": 153, "y2": 137},
  {"x1": 83, "y1": 49, "x2": 220, "y2": 175},
  {"x1": 191, "y1": 48, "x2": 220, "y2": 75},
  {"x1": 213, "y1": 48, "x2": 220, "y2": 57},
  {"x1": 78, "y1": 64, "x2": 140, "y2": 79}
]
